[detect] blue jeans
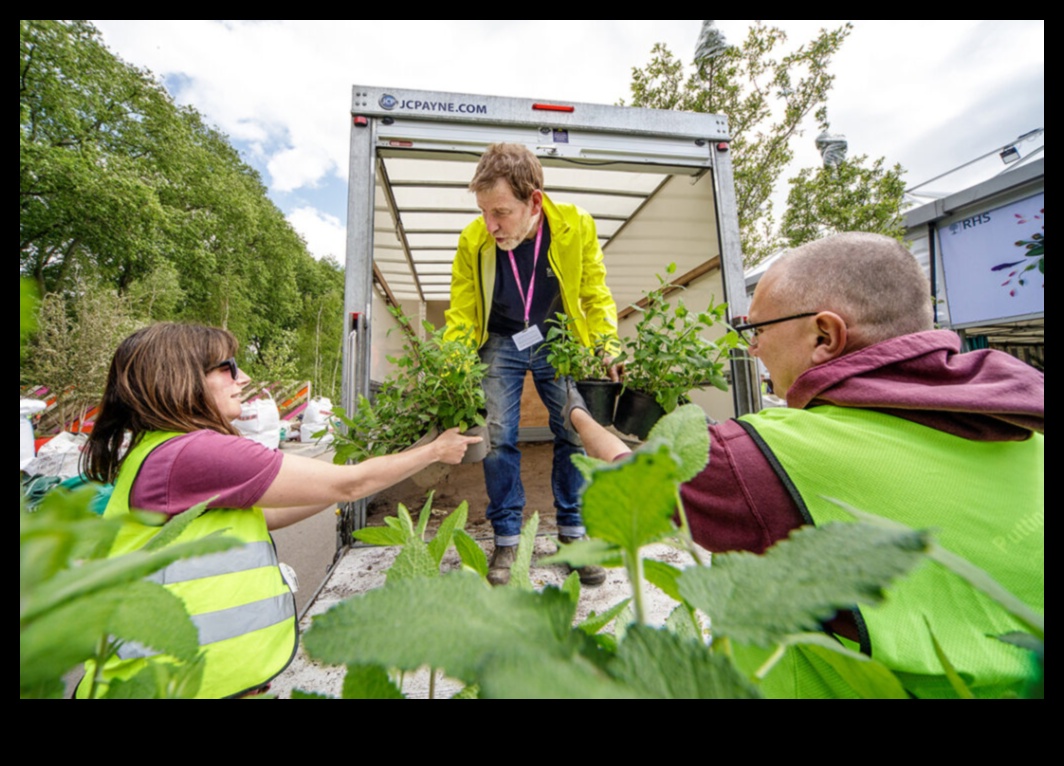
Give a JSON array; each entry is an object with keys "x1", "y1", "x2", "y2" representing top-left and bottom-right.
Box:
[{"x1": 479, "y1": 333, "x2": 586, "y2": 546}]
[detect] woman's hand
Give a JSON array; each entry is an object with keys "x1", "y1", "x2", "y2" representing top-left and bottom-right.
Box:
[{"x1": 432, "y1": 427, "x2": 482, "y2": 464}]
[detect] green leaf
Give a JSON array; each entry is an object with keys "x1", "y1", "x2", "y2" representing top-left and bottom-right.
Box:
[
  {"x1": 140, "y1": 499, "x2": 211, "y2": 551},
  {"x1": 785, "y1": 637, "x2": 909, "y2": 699},
  {"x1": 353, "y1": 526, "x2": 406, "y2": 547},
  {"x1": 386, "y1": 540, "x2": 438, "y2": 584},
  {"x1": 303, "y1": 572, "x2": 582, "y2": 685},
  {"x1": 291, "y1": 689, "x2": 333, "y2": 699},
  {"x1": 21, "y1": 534, "x2": 239, "y2": 624},
  {"x1": 664, "y1": 604, "x2": 702, "y2": 642},
  {"x1": 611, "y1": 625, "x2": 761, "y2": 699},
  {"x1": 996, "y1": 631, "x2": 1043, "y2": 654},
  {"x1": 104, "y1": 654, "x2": 205, "y2": 699},
  {"x1": 427, "y1": 501, "x2": 468, "y2": 567},
  {"x1": 570, "y1": 453, "x2": 608, "y2": 482},
  {"x1": 560, "y1": 570, "x2": 581, "y2": 606},
  {"x1": 342, "y1": 664, "x2": 405, "y2": 699},
  {"x1": 643, "y1": 559, "x2": 684, "y2": 602},
  {"x1": 540, "y1": 538, "x2": 622, "y2": 569},
  {"x1": 453, "y1": 530, "x2": 488, "y2": 578},
  {"x1": 578, "y1": 598, "x2": 632, "y2": 636},
  {"x1": 645, "y1": 405, "x2": 710, "y2": 482},
  {"x1": 678, "y1": 522, "x2": 930, "y2": 647},
  {"x1": 20, "y1": 579, "x2": 199, "y2": 690},
  {"x1": 478, "y1": 651, "x2": 636, "y2": 699},
  {"x1": 581, "y1": 443, "x2": 681, "y2": 551},
  {"x1": 924, "y1": 618, "x2": 975, "y2": 699},
  {"x1": 508, "y1": 511, "x2": 539, "y2": 591},
  {"x1": 450, "y1": 683, "x2": 480, "y2": 699},
  {"x1": 414, "y1": 492, "x2": 435, "y2": 541}
]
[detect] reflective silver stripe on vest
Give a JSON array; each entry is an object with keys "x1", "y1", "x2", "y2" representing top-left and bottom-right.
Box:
[
  {"x1": 145, "y1": 541, "x2": 278, "y2": 585},
  {"x1": 116, "y1": 592, "x2": 296, "y2": 660}
]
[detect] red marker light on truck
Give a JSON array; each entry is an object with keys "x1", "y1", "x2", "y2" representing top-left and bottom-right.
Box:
[{"x1": 532, "y1": 103, "x2": 575, "y2": 113}]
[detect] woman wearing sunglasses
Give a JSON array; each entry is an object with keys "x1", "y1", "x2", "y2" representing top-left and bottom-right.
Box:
[{"x1": 78, "y1": 323, "x2": 478, "y2": 698}]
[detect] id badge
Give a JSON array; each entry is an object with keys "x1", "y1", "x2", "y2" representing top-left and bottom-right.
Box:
[{"x1": 512, "y1": 325, "x2": 544, "y2": 351}]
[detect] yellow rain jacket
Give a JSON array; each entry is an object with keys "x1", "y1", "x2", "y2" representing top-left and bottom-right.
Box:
[{"x1": 444, "y1": 193, "x2": 619, "y2": 352}]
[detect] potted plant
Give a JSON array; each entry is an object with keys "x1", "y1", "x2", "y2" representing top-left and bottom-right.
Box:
[
  {"x1": 614, "y1": 264, "x2": 738, "y2": 439},
  {"x1": 545, "y1": 313, "x2": 620, "y2": 427},
  {"x1": 328, "y1": 308, "x2": 489, "y2": 467}
]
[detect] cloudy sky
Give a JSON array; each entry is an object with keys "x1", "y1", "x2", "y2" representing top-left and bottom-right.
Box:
[{"x1": 93, "y1": 20, "x2": 1044, "y2": 261}]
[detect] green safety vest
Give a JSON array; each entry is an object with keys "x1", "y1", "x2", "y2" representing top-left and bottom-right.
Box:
[
  {"x1": 77, "y1": 431, "x2": 297, "y2": 698},
  {"x1": 739, "y1": 405, "x2": 1043, "y2": 698}
]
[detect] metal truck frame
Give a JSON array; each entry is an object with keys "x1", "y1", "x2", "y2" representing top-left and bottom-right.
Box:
[{"x1": 340, "y1": 84, "x2": 757, "y2": 540}]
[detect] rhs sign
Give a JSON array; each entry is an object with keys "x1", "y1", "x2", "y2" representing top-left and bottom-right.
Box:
[{"x1": 938, "y1": 192, "x2": 1044, "y2": 327}]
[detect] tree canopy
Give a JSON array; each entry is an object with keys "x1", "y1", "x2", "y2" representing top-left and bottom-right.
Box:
[
  {"x1": 625, "y1": 22, "x2": 905, "y2": 265},
  {"x1": 20, "y1": 20, "x2": 343, "y2": 401}
]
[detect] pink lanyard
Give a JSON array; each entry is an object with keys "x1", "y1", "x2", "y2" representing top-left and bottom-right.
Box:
[{"x1": 507, "y1": 219, "x2": 544, "y2": 329}]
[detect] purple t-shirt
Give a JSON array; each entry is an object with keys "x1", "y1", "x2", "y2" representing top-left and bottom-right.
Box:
[{"x1": 128, "y1": 430, "x2": 284, "y2": 515}]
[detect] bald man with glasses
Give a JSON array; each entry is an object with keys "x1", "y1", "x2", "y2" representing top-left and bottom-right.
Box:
[{"x1": 567, "y1": 232, "x2": 1044, "y2": 698}]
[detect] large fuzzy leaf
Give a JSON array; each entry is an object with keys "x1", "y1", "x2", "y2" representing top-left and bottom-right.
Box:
[
  {"x1": 645, "y1": 404, "x2": 710, "y2": 482},
  {"x1": 678, "y1": 521, "x2": 930, "y2": 646},
  {"x1": 580, "y1": 443, "x2": 680, "y2": 551},
  {"x1": 508, "y1": 512, "x2": 539, "y2": 591},
  {"x1": 20, "y1": 579, "x2": 198, "y2": 692},
  {"x1": 427, "y1": 501, "x2": 468, "y2": 567},
  {"x1": 453, "y1": 530, "x2": 488, "y2": 578},
  {"x1": 342, "y1": 664, "x2": 405, "y2": 699},
  {"x1": 304, "y1": 573, "x2": 581, "y2": 685},
  {"x1": 610, "y1": 625, "x2": 761, "y2": 699}
]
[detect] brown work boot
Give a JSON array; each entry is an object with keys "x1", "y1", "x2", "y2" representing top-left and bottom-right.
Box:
[
  {"x1": 558, "y1": 534, "x2": 607, "y2": 587},
  {"x1": 487, "y1": 544, "x2": 517, "y2": 586}
]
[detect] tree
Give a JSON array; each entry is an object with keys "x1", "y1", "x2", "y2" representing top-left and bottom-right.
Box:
[
  {"x1": 625, "y1": 22, "x2": 853, "y2": 266},
  {"x1": 780, "y1": 154, "x2": 906, "y2": 247},
  {"x1": 20, "y1": 20, "x2": 346, "y2": 404},
  {"x1": 22, "y1": 284, "x2": 139, "y2": 431}
]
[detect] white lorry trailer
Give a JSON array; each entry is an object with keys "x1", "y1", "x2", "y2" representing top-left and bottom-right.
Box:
[{"x1": 339, "y1": 84, "x2": 758, "y2": 538}]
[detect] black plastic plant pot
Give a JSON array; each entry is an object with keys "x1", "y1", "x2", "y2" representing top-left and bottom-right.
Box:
[
  {"x1": 576, "y1": 379, "x2": 620, "y2": 427},
  {"x1": 460, "y1": 423, "x2": 490, "y2": 464},
  {"x1": 613, "y1": 388, "x2": 665, "y2": 441}
]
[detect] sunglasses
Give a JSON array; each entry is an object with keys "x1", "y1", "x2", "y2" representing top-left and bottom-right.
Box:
[{"x1": 209, "y1": 357, "x2": 239, "y2": 380}]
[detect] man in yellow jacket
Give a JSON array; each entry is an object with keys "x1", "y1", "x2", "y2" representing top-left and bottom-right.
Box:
[{"x1": 445, "y1": 143, "x2": 619, "y2": 586}]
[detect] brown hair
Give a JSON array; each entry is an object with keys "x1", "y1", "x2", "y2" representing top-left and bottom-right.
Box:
[
  {"x1": 82, "y1": 323, "x2": 241, "y2": 483},
  {"x1": 468, "y1": 143, "x2": 544, "y2": 203},
  {"x1": 770, "y1": 232, "x2": 933, "y2": 349}
]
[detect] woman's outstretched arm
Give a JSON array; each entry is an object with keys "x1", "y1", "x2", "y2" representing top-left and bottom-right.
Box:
[{"x1": 258, "y1": 428, "x2": 479, "y2": 529}]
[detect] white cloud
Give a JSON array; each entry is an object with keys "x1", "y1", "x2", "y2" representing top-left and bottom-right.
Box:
[
  {"x1": 287, "y1": 206, "x2": 345, "y2": 262},
  {"x1": 268, "y1": 146, "x2": 334, "y2": 193},
  {"x1": 93, "y1": 19, "x2": 1043, "y2": 230}
]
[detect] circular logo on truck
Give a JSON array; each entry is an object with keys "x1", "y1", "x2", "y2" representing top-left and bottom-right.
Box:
[{"x1": 379, "y1": 94, "x2": 398, "y2": 110}]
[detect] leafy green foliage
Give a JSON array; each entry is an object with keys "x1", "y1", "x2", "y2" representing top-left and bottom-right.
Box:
[
  {"x1": 625, "y1": 22, "x2": 853, "y2": 265},
  {"x1": 781, "y1": 154, "x2": 906, "y2": 247},
  {"x1": 299, "y1": 405, "x2": 1041, "y2": 700},
  {"x1": 353, "y1": 495, "x2": 476, "y2": 587},
  {"x1": 545, "y1": 313, "x2": 612, "y2": 381},
  {"x1": 304, "y1": 573, "x2": 582, "y2": 685},
  {"x1": 678, "y1": 522, "x2": 930, "y2": 647},
  {"x1": 20, "y1": 20, "x2": 344, "y2": 403},
  {"x1": 620, "y1": 266, "x2": 739, "y2": 412},
  {"x1": 341, "y1": 664, "x2": 405, "y2": 700},
  {"x1": 330, "y1": 310, "x2": 486, "y2": 463},
  {"x1": 508, "y1": 512, "x2": 540, "y2": 591},
  {"x1": 20, "y1": 486, "x2": 240, "y2": 698},
  {"x1": 645, "y1": 403, "x2": 711, "y2": 482}
]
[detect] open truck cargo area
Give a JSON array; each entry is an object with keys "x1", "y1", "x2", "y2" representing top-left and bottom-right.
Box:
[{"x1": 340, "y1": 85, "x2": 757, "y2": 534}]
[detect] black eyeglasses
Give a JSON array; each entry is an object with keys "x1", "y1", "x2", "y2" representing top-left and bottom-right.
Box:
[
  {"x1": 209, "y1": 357, "x2": 239, "y2": 380},
  {"x1": 731, "y1": 312, "x2": 817, "y2": 346}
]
